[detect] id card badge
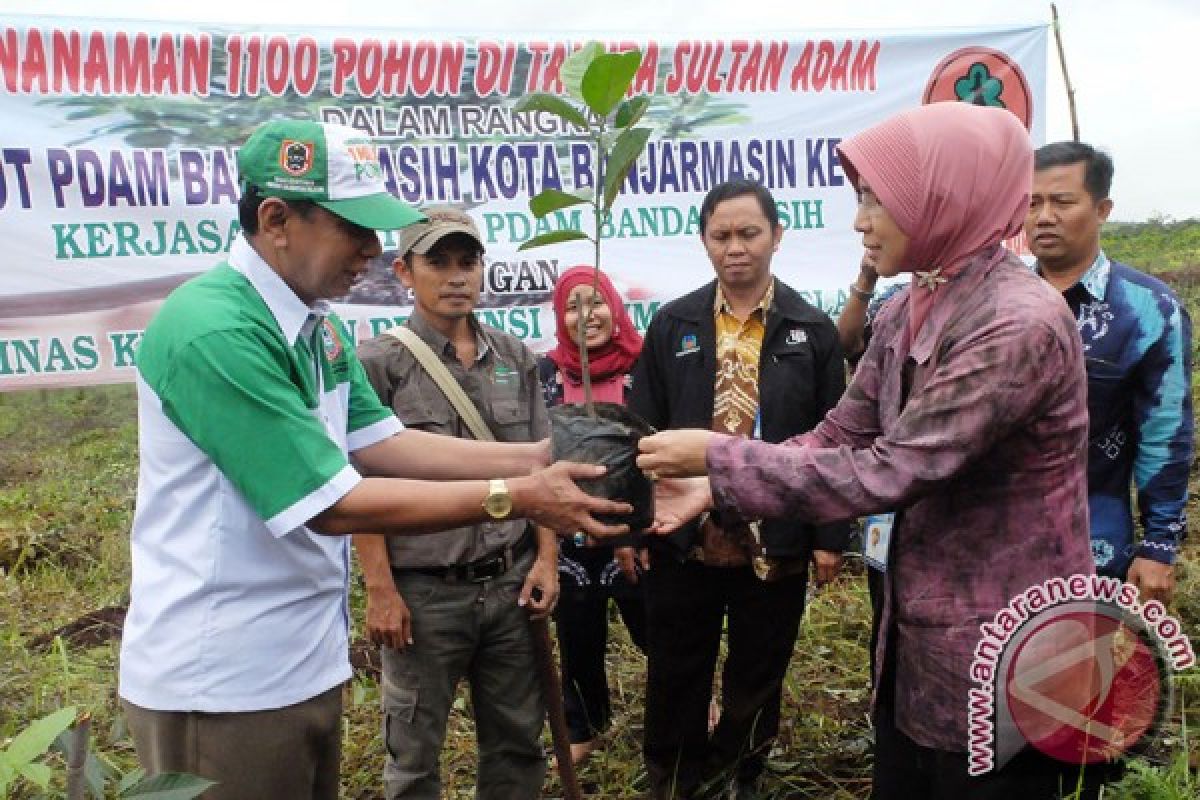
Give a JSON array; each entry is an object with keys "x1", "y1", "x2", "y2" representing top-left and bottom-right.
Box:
[{"x1": 863, "y1": 513, "x2": 895, "y2": 572}]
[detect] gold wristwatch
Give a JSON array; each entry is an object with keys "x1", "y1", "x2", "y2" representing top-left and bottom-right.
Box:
[{"x1": 482, "y1": 479, "x2": 513, "y2": 520}]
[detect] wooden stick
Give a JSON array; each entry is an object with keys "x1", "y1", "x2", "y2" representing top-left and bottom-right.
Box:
[
  {"x1": 530, "y1": 617, "x2": 584, "y2": 800},
  {"x1": 1051, "y1": 3, "x2": 1080, "y2": 141}
]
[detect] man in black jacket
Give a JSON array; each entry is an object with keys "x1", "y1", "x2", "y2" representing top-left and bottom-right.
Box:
[{"x1": 629, "y1": 179, "x2": 849, "y2": 799}]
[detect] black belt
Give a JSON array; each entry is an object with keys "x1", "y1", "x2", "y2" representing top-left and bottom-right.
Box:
[{"x1": 393, "y1": 532, "x2": 534, "y2": 584}]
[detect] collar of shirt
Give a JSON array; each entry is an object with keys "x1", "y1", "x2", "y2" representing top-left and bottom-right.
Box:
[
  {"x1": 406, "y1": 308, "x2": 491, "y2": 364},
  {"x1": 227, "y1": 234, "x2": 330, "y2": 346},
  {"x1": 1034, "y1": 250, "x2": 1110, "y2": 303},
  {"x1": 1073, "y1": 250, "x2": 1111, "y2": 302},
  {"x1": 713, "y1": 279, "x2": 775, "y2": 321}
]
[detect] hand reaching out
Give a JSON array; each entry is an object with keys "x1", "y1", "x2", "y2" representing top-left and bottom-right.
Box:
[
  {"x1": 636, "y1": 429, "x2": 715, "y2": 479},
  {"x1": 646, "y1": 476, "x2": 713, "y2": 534},
  {"x1": 515, "y1": 461, "x2": 632, "y2": 537}
]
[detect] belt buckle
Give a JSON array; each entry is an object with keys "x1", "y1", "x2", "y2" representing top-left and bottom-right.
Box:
[{"x1": 466, "y1": 552, "x2": 508, "y2": 582}]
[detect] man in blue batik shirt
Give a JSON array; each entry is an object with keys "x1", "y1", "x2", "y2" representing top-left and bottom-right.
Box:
[{"x1": 1028, "y1": 141, "x2": 1193, "y2": 604}]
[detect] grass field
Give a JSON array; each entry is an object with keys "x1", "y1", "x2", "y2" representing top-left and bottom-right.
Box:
[{"x1": 2, "y1": 221, "x2": 1198, "y2": 798}]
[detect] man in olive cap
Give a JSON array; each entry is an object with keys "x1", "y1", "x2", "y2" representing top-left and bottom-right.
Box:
[
  {"x1": 355, "y1": 207, "x2": 557, "y2": 799},
  {"x1": 118, "y1": 122, "x2": 626, "y2": 800}
]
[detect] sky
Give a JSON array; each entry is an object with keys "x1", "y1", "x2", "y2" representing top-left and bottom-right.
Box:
[{"x1": 1, "y1": 0, "x2": 1197, "y2": 221}]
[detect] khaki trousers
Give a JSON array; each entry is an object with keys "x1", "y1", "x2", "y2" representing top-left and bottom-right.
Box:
[
  {"x1": 382, "y1": 550, "x2": 546, "y2": 800},
  {"x1": 122, "y1": 683, "x2": 342, "y2": 800}
]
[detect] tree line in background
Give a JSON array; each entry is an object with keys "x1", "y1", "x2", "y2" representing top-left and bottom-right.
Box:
[{"x1": 1103, "y1": 217, "x2": 1200, "y2": 272}]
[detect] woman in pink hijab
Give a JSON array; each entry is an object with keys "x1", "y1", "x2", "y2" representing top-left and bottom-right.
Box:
[{"x1": 638, "y1": 103, "x2": 1103, "y2": 798}]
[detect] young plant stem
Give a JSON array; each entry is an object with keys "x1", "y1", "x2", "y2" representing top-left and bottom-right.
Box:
[
  {"x1": 577, "y1": 299, "x2": 595, "y2": 417},
  {"x1": 577, "y1": 122, "x2": 608, "y2": 418}
]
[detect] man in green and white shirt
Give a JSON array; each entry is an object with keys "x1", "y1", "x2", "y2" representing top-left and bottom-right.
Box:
[{"x1": 119, "y1": 119, "x2": 629, "y2": 800}]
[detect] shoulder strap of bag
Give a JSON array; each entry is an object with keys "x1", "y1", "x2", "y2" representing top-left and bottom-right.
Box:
[{"x1": 386, "y1": 326, "x2": 495, "y2": 443}]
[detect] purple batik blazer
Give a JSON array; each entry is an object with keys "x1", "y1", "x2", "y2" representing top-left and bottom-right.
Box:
[{"x1": 708, "y1": 248, "x2": 1095, "y2": 753}]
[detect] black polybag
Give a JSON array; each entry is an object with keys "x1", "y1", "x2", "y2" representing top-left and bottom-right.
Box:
[{"x1": 548, "y1": 403, "x2": 656, "y2": 532}]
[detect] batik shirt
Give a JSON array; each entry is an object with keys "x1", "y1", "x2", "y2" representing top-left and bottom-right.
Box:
[
  {"x1": 701, "y1": 283, "x2": 772, "y2": 567},
  {"x1": 1045, "y1": 251, "x2": 1193, "y2": 575},
  {"x1": 712, "y1": 281, "x2": 773, "y2": 435},
  {"x1": 707, "y1": 249, "x2": 1095, "y2": 752}
]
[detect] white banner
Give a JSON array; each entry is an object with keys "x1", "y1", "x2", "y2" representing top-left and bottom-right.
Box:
[{"x1": 0, "y1": 16, "x2": 1046, "y2": 390}]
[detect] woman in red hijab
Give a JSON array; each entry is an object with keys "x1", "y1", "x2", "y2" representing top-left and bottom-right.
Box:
[
  {"x1": 538, "y1": 265, "x2": 647, "y2": 764},
  {"x1": 543, "y1": 266, "x2": 644, "y2": 406},
  {"x1": 638, "y1": 103, "x2": 1102, "y2": 797}
]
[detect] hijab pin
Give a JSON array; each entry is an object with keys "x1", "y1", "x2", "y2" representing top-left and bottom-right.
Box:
[{"x1": 915, "y1": 267, "x2": 948, "y2": 292}]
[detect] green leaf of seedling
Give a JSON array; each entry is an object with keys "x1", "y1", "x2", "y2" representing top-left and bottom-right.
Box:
[
  {"x1": 18, "y1": 761, "x2": 52, "y2": 788},
  {"x1": 86, "y1": 751, "x2": 112, "y2": 799},
  {"x1": 3, "y1": 706, "x2": 76, "y2": 766},
  {"x1": 512, "y1": 93, "x2": 589, "y2": 130},
  {"x1": 603, "y1": 127, "x2": 653, "y2": 211},
  {"x1": 614, "y1": 96, "x2": 650, "y2": 129},
  {"x1": 517, "y1": 229, "x2": 591, "y2": 251},
  {"x1": 581, "y1": 50, "x2": 643, "y2": 118},
  {"x1": 0, "y1": 761, "x2": 15, "y2": 796},
  {"x1": 529, "y1": 189, "x2": 591, "y2": 218},
  {"x1": 120, "y1": 771, "x2": 217, "y2": 799},
  {"x1": 117, "y1": 767, "x2": 146, "y2": 794},
  {"x1": 560, "y1": 41, "x2": 605, "y2": 103}
]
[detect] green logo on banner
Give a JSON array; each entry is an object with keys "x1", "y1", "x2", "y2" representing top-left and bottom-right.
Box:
[{"x1": 955, "y1": 63, "x2": 1006, "y2": 108}]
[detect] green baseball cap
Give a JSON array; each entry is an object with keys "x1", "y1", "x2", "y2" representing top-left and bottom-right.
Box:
[{"x1": 237, "y1": 119, "x2": 425, "y2": 231}]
